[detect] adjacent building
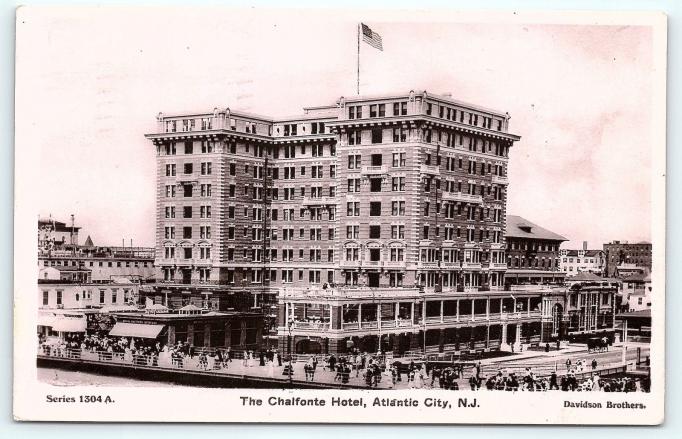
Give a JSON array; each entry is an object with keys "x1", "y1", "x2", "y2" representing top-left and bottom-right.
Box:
[
  {"x1": 559, "y1": 241, "x2": 606, "y2": 276},
  {"x1": 504, "y1": 215, "x2": 567, "y2": 286},
  {"x1": 603, "y1": 240, "x2": 652, "y2": 278}
]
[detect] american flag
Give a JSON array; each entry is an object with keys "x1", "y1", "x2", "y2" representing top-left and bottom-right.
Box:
[{"x1": 361, "y1": 23, "x2": 383, "y2": 51}]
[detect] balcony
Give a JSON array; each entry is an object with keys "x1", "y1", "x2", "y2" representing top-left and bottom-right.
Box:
[
  {"x1": 462, "y1": 262, "x2": 482, "y2": 270},
  {"x1": 492, "y1": 175, "x2": 509, "y2": 185},
  {"x1": 490, "y1": 262, "x2": 507, "y2": 270},
  {"x1": 420, "y1": 164, "x2": 440, "y2": 175},
  {"x1": 441, "y1": 192, "x2": 483, "y2": 204},
  {"x1": 363, "y1": 260, "x2": 382, "y2": 268},
  {"x1": 290, "y1": 321, "x2": 330, "y2": 331},
  {"x1": 463, "y1": 286, "x2": 479, "y2": 293},
  {"x1": 361, "y1": 165, "x2": 388, "y2": 175},
  {"x1": 339, "y1": 260, "x2": 361, "y2": 268},
  {"x1": 301, "y1": 196, "x2": 336, "y2": 206}
]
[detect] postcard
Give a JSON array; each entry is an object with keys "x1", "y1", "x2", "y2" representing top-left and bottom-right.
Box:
[{"x1": 13, "y1": 6, "x2": 666, "y2": 424}]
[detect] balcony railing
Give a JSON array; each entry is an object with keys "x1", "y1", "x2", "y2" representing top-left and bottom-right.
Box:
[
  {"x1": 339, "y1": 260, "x2": 361, "y2": 268},
  {"x1": 490, "y1": 262, "x2": 507, "y2": 269},
  {"x1": 361, "y1": 165, "x2": 388, "y2": 175},
  {"x1": 383, "y1": 260, "x2": 406, "y2": 268},
  {"x1": 301, "y1": 196, "x2": 336, "y2": 206},
  {"x1": 420, "y1": 164, "x2": 440, "y2": 175},
  {"x1": 462, "y1": 262, "x2": 482, "y2": 270},
  {"x1": 492, "y1": 175, "x2": 509, "y2": 185},
  {"x1": 441, "y1": 192, "x2": 483, "y2": 204},
  {"x1": 290, "y1": 321, "x2": 330, "y2": 331}
]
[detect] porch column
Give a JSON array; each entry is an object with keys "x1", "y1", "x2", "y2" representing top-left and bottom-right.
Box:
[
  {"x1": 224, "y1": 321, "x2": 231, "y2": 348},
  {"x1": 411, "y1": 302, "x2": 415, "y2": 324},
  {"x1": 486, "y1": 298, "x2": 490, "y2": 320},
  {"x1": 486, "y1": 325, "x2": 490, "y2": 349},
  {"x1": 358, "y1": 304, "x2": 362, "y2": 329},
  {"x1": 187, "y1": 323, "x2": 195, "y2": 346},
  {"x1": 456, "y1": 299, "x2": 460, "y2": 322},
  {"x1": 440, "y1": 300, "x2": 444, "y2": 323},
  {"x1": 527, "y1": 297, "x2": 531, "y2": 317},
  {"x1": 328, "y1": 304, "x2": 333, "y2": 330},
  {"x1": 501, "y1": 323, "x2": 508, "y2": 346},
  {"x1": 471, "y1": 299, "x2": 475, "y2": 322},
  {"x1": 395, "y1": 302, "x2": 399, "y2": 324},
  {"x1": 203, "y1": 323, "x2": 211, "y2": 348}
]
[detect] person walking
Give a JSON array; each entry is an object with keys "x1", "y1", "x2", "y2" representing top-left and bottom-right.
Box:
[{"x1": 591, "y1": 358, "x2": 598, "y2": 370}]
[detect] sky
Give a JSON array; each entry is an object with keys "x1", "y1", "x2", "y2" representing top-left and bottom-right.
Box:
[{"x1": 18, "y1": 7, "x2": 657, "y2": 249}]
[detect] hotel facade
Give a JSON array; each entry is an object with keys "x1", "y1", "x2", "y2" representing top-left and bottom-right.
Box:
[{"x1": 145, "y1": 90, "x2": 614, "y2": 355}]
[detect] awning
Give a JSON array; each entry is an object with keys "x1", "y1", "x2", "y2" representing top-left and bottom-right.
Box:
[
  {"x1": 108, "y1": 322, "x2": 166, "y2": 339},
  {"x1": 51, "y1": 318, "x2": 87, "y2": 333},
  {"x1": 37, "y1": 315, "x2": 56, "y2": 327}
]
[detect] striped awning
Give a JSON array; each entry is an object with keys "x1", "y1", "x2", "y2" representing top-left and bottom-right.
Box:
[{"x1": 108, "y1": 322, "x2": 166, "y2": 339}]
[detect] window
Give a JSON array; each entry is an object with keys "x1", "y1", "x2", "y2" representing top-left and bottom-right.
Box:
[
  {"x1": 184, "y1": 163, "x2": 193, "y2": 174},
  {"x1": 369, "y1": 202, "x2": 381, "y2": 216},
  {"x1": 348, "y1": 129, "x2": 361, "y2": 145},
  {"x1": 392, "y1": 127, "x2": 407, "y2": 142},
  {"x1": 42, "y1": 291, "x2": 48, "y2": 306},
  {"x1": 371, "y1": 153, "x2": 382, "y2": 166},
  {"x1": 369, "y1": 225, "x2": 381, "y2": 239},
  {"x1": 200, "y1": 184, "x2": 212, "y2": 197},
  {"x1": 201, "y1": 162, "x2": 212, "y2": 175},
  {"x1": 346, "y1": 202, "x2": 360, "y2": 216},
  {"x1": 183, "y1": 206, "x2": 192, "y2": 218},
  {"x1": 348, "y1": 155, "x2": 361, "y2": 169},
  {"x1": 183, "y1": 226, "x2": 192, "y2": 239},
  {"x1": 392, "y1": 177, "x2": 405, "y2": 191},
  {"x1": 183, "y1": 184, "x2": 192, "y2": 197},
  {"x1": 392, "y1": 152, "x2": 406, "y2": 167},
  {"x1": 371, "y1": 128, "x2": 383, "y2": 144},
  {"x1": 165, "y1": 164, "x2": 176, "y2": 176},
  {"x1": 391, "y1": 201, "x2": 406, "y2": 216},
  {"x1": 184, "y1": 141, "x2": 193, "y2": 154},
  {"x1": 201, "y1": 140, "x2": 213, "y2": 153},
  {"x1": 370, "y1": 178, "x2": 382, "y2": 192}
]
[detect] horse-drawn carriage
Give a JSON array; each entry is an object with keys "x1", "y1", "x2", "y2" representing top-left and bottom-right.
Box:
[{"x1": 587, "y1": 336, "x2": 612, "y2": 353}]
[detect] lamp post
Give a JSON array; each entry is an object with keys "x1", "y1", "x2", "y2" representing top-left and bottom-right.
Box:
[{"x1": 287, "y1": 318, "x2": 294, "y2": 383}]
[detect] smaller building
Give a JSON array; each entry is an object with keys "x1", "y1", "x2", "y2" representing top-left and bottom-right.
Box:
[
  {"x1": 620, "y1": 273, "x2": 652, "y2": 312},
  {"x1": 559, "y1": 242, "x2": 606, "y2": 276},
  {"x1": 39, "y1": 266, "x2": 91, "y2": 283},
  {"x1": 38, "y1": 278, "x2": 139, "y2": 310},
  {"x1": 109, "y1": 310, "x2": 264, "y2": 351},
  {"x1": 505, "y1": 215, "x2": 567, "y2": 286}
]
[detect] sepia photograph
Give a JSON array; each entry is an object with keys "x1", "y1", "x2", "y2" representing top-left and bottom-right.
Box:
[{"x1": 13, "y1": 6, "x2": 666, "y2": 424}]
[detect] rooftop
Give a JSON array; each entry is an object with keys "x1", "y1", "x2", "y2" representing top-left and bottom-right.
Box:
[{"x1": 505, "y1": 215, "x2": 568, "y2": 242}]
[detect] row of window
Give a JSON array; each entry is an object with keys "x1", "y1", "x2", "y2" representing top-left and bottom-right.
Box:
[
  {"x1": 40, "y1": 259, "x2": 150, "y2": 268},
  {"x1": 425, "y1": 102, "x2": 504, "y2": 132},
  {"x1": 164, "y1": 162, "x2": 212, "y2": 177}
]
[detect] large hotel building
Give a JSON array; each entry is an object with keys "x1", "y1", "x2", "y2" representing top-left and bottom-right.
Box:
[{"x1": 145, "y1": 90, "x2": 615, "y2": 355}]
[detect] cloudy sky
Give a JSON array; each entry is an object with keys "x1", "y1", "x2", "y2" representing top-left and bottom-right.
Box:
[{"x1": 18, "y1": 8, "x2": 660, "y2": 249}]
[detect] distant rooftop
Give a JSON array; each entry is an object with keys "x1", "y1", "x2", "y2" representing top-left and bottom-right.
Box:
[{"x1": 505, "y1": 215, "x2": 568, "y2": 242}]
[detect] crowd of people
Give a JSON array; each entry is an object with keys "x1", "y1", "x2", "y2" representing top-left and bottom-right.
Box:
[{"x1": 38, "y1": 333, "x2": 649, "y2": 392}]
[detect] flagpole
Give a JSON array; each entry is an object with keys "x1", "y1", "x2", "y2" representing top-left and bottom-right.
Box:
[{"x1": 357, "y1": 24, "x2": 360, "y2": 95}]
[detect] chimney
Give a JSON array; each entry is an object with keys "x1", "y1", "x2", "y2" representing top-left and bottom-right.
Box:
[{"x1": 583, "y1": 241, "x2": 588, "y2": 251}]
